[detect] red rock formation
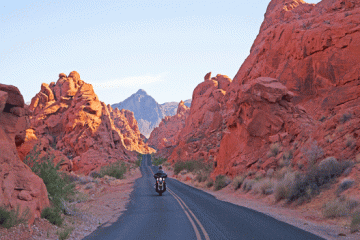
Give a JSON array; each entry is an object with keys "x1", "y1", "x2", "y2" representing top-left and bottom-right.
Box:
[
  {"x1": 147, "y1": 100, "x2": 190, "y2": 158},
  {"x1": 21, "y1": 71, "x2": 153, "y2": 175},
  {"x1": 214, "y1": 0, "x2": 360, "y2": 178},
  {"x1": 109, "y1": 105, "x2": 155, "y2": 154},
  {"x1": 0, "y1": 84, "x2": 49, "y2": 225},
  {"x1": 168, "y1": 73, "x2": 231, "y2": 163}
]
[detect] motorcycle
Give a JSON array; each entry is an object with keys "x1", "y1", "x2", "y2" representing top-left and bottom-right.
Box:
[{"x1": 155, "y1": 176, "x2": 166, "y2": 196}]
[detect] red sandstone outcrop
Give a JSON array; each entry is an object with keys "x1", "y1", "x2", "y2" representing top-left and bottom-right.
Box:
[
  {"x1": 168, "y1": 73, "x2": 231, "y2": 163},
  {"x1": 147, "y1": 101, "x2": 190, "y2": 158},
  {"x1": 214, "y1": 0, "x2": 360, "y2": 177},
  {"x1": 0, "y1": 84, "x2": 49, "y2": 225},
  {"x1": 109, "y1": 106, "x2": 155, "y2": 154},
  {"x1": 20, "y1": 71, "x2": 153, "y2": 175}
]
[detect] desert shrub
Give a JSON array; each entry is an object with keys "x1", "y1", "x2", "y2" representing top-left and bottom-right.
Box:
[
  {"x1": 340, "y1": 112, "x2": 352, "y2": 123},
  {"x1": 214, "y1": 175, "x2": 230, "y2": 191},
  {"x1": 195, "y1": 171, "x2": 208, "y2": 182},
  {"x1": 173, "y1": 159, "x2": 212, "y2": 175},
  {"x1": 136, "y1": 154, "x2": 142, "y2": 167},
  {"x1": 351, "y1": 211, "x2": 360, "y2": 233},
  {"x1": 152, "y1": 156, "x2": 167, "y2": 166},
  {"x1": 233, "y1": 174, "x2": 246, "y2": 190},
  {"x1": 252, "y1": 178, "x2": 274, "y2": 195},
  {"x1": 322, "y1": 197, "x2": 359, "y2": 219},
  {"x1": 268, "y1": 143, "x2": 280, "y2": 157},
  {"x1": 337, "y1": 178, "x2": 355, "y2": 193},
  {"x1": 274, "y1": 172, "x2": 297, "y2": 201},
  {"x1": 242, "y1": 179, "x2": 255, "y2": 192},
  {"x1": 41, "y1": 207, "x2": 63, "y2": 226},
  {"x1": 89, "y1": 171, "x2": 101, "y2": 179},
  {"x1": 319, "y1": 116, "x2": 326, "y2": 122},
  {"x1": 287, "y1": 158, "x2": 353, "y2": 202},
  {"x1": 99, "y1": 161, "x2": 127, "y2": 179},
  {"x1": 0, "y1": 206, "x2": 29, "y2": 229},
  {"x1": 57, "y1": 226, "x2": 74, "y2": 240},
  {"x1": 206, "y1": 180, "x2": 214, "y2": 188},
  {"x1": 302, "y1": 141, "x2": 324, "y2": 167}
]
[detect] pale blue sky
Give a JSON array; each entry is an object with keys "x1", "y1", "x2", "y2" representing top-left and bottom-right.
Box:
[{"x1": 1, "y1": 0, "x2": 321, "y2": 105}]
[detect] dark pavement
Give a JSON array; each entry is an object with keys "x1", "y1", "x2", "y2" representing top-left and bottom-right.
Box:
[{"x1": 84, "y1": 154, "x2": 325, "y2": 240}]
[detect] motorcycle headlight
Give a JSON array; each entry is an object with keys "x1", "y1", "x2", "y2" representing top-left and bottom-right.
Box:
[{"x1": 159, "y1": 178, "x2": 162, "y2": 181}]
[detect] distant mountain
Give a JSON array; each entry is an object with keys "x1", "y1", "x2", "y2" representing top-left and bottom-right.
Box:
[
  {"x1": 161, "y1": 99, "x2": 191, "y2": 117},
  {"x1": 112, "y1": 89, "x2": 191, "y2": 138},
  {"x1": 112, "y1": 89, "x2": 165, "y2": 138}
]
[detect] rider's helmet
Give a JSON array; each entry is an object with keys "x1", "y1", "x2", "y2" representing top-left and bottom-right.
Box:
[{"x1": 158, "y1": 165, "x2": 163, "y2": 170}]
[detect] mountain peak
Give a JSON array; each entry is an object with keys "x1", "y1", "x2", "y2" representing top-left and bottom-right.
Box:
[{"x1": 136, "y1": 89, "x2": 147, "y2": 95}]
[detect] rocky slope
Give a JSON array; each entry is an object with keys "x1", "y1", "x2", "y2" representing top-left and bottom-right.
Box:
[
  {"x1": 160, "y1": 99, "x2": 191, "y2": 117},
  {"x1": 112, "y1": 89, "x2": 164, "y2": 138},
  {"x1": 161, "y1": 0, "x2": 360, "y2": 180},
  {"x1": 19, "y1": 71, "x2": 153, "y2": 175},
  {"x1": 147, "y1": 101, "x2": 190, "y2": 158},
  {"x1": 0, "y1": 84, "x2": 49, "y2": 225},
  {"x1": 168, "y1": 73, "x2": 232, "y2": 164}
]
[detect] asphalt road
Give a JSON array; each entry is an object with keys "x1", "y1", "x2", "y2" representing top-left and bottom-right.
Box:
[{"x1": 84, "y1": 154, "x2": 325, "y2": 240}]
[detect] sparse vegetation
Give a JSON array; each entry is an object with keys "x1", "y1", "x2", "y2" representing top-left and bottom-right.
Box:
[
  {"x1": 252, "y1": 178, "x2": 274, "y2": 195},
  {"x1": 57, "y1": 226, "x2": 74, "y2": 240},
  {"x1": 322, "y1": 197, "x2": 359, "y2": 219},
  {"x1": 206, "y1": 180, "x2": 214, "y2": 188},
  {"x1": 345, "y1": 135, "x2": 356, "y2": 148},
  {"x1": 41, "y1": 207, "x2": 63, "y2": 226},
  {"x1": 268, "y1": 143, "x2": 280, "y2": 157},
  {"x1": 135, "y1": 154, "x2": 142, "y2": 167},
  {"x1": 173, "y1": 159, "x2": 212, "y2": 175},
  {"x1": 337, "y1": 178, "x2": 355, "y2": 194},
  {"x1": 302, "y1": 140, "x2": 324, "y2": 167},
  {"x1": 319, "y1": 115, "x2": 326, "y2": 122},
  {"x1": 242, "y1": 179, "x2": 255, "y2": 192},
  {"x1": 99, "y1": 161, "x2": 127, "y2": 179},
  {"x1": 340, "y1": 112, "x2": 352, "y2": 123},
  {"x1": 152, "y1": 156, "x2": 167, "y2": 166},
  {"x1": 0, "y1": 206, "x2": 28, "y2": 229},
  {"x1": 232, "y1": 174, "x2": 247, "y2": 190},
  {"x1": 214, "y1": 175, "x2": 230, "y2": 191},
  {"x1": 351, "y1": 211, "x2": 360, "y2": 233}
]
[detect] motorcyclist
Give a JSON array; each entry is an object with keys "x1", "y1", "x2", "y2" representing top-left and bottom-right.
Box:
[{"x1": 154, "y1": 165, "x2": 167, "y2": 189}]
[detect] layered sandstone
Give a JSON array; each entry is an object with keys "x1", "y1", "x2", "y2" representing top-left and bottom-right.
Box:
[
  {"x1": 22, "y1": 71, "x2": 152, "y2": 174},
  {"x1": 0, "y1": 84, "x2": 49, "y2": 225},
  {"x1": 168, "y1": 73, "x2": 231, "y2": 164},
  {"x1": 148, "y1": 101, "x2": 190, "y2": 158}
]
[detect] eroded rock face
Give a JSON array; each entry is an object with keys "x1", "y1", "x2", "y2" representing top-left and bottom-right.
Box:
[
  {"x1": 213, "y1": 77, "x2": 313, "y2": 177},
  {"x1": 109, "y1": 106, "x2": 155, "y2": 154},
  {"x1": 0, "y1": 84, "x2": 49, "y2": 225},
  {"x1": 22, "y1": 71, "x2": 152, "y2": 174},
  {"x1": 148, "y1": 101, "x2": 190, "y2": 158},
  {"x1": 213, "y1": 0, "x2": 360, "y2": 177},
  {"x1": 168, "y1": 73, "x2": 231, "y2": 163}
]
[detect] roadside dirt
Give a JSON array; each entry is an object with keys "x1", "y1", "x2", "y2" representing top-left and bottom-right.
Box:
[
  {"x1": 0, "y1": 167, "x2": 142, "y2": 240},
  {"x1": 162, "y1": 165, "x2": 360, "y2": 240}
]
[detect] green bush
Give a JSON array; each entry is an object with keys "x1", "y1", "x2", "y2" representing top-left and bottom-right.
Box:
[
  {"x1": 173, "y1": 159, "x2": 213, "y2": 175},
  {"x1": 135, "y1": 154, "x2": 142, "y2": 167},
  {"x1": 0, "y1": 206, "x2": 28, "y2": 229},
  {"x1": 57, "y1": 226, "x2": 74, "y2": 240},
  {"x1": 206, "y1": 180, "x2": 214, "y2": 188},
  {"x1": 99, "y1": 161, "x2": 127, "y2": 179},
  {"x1": 152, "y1": 157, "x2": 167, "y2": 166},
  {"x1": 41, "y1": 207, "x2": 63, "y2": 226},
  {"x1": 214, "y1": 175, "x2": 229, "y2": 191}
]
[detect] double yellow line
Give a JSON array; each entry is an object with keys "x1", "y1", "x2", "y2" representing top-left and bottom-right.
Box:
[{"x1": 148, "y1": 166, "x2": 210, "y2": 240}]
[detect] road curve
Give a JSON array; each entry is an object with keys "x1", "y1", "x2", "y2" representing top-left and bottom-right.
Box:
[{"x1": 84, "y1": 154, "x2": 325, "y2": 240}]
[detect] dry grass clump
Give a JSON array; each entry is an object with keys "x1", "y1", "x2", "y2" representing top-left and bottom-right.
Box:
[
  {"x1": 337, "y1": 178, "x2": 355, "y2": 194},
  {"x1": 232, "y1": 174, "x2": 247, "y2": 190},
  {"x1": 274, "y1": 171, "x2": 297, "y2": 201},
  {"x1": 268, "y1": 143, "x2": 280, "y2": 157},
  {"x1": 252, "y1": 178, "x2": 275, "y2": 195},
  {"x1": 322, "y1": 196, "x2": 359, "y2": 218},
  {"x1": 242, "y1": 178, "x2": 256, "y2": 192}
]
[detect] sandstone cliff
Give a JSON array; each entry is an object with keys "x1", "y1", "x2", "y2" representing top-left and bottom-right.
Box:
[
  {"x1": 0, "y1": 84, "x2": 49, "y2": 225},
  {"x1": 21, "y1": 71, "x2": 153, "y2": 175},
  {"x1": 148, "y1": 101, "x2": 190, "y2": 158}
]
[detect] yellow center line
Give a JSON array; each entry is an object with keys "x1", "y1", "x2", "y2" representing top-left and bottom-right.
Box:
[{"x1": 148, "y1": 165, "x2": 210, "y2": 240}]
